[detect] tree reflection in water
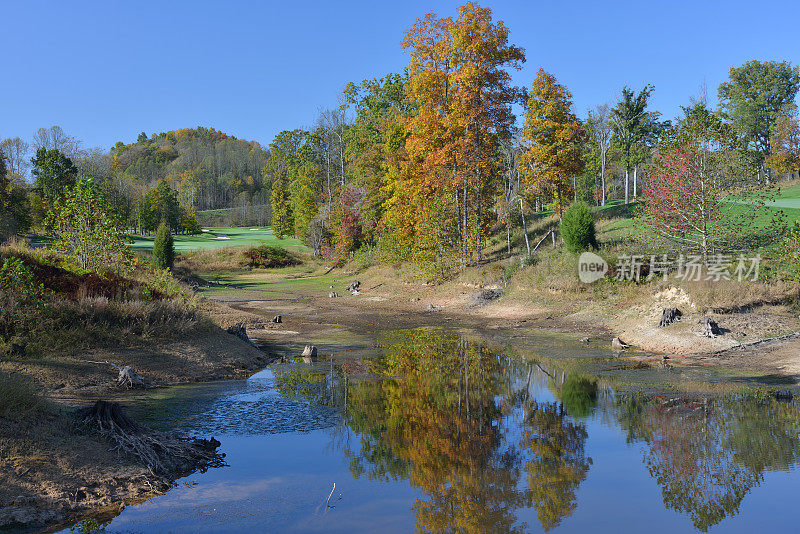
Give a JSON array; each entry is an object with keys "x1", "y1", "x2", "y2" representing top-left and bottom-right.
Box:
[
  {"x1": 271, "y1": 329, "x2": 800, "y2": 532},
  {"x1": 615, "y1": 395, "x2": 800, "y2": 532}
]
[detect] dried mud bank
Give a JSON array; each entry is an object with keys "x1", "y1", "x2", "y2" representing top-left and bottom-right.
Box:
[
  {"x1": 0, "y1": 325, "x2": 268, "y2": 532},
  {"x1": 205, "y1": 273, "x2": 800, "y2": 381}
]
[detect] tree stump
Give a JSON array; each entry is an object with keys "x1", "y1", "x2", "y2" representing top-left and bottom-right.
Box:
[
  {"x1": 346, "y1": 281, "x2": 361, "y2": 292},
  {"x1": 272, "y1": 315, "x2": 282, "y2": 324},
  {"x1": 117, "y1": 366, "x2": 145, "y2": 389},
  {"x1": 302, "y1": 345, "x2": 317, "y2": 357},
  {"x1": 329, "y1": 291, "x2": 338, "y2": 298},
  {"x1": 658, "y1": 308, "x2": 682, "y2": 327},
  {"x1": 700, "y1": 317, "x2": 722, "y2": 338}
]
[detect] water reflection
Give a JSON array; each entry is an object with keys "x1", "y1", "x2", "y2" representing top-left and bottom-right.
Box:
[
  {"x1": 271, "y1": 328, "x2": 800, "y2": 532},
  {"x1": 615, "y1": 394, "x2": 800, "y2": 532},
  {"x1": 72, "y1": 327, "x2": 800, "y2": 533}
]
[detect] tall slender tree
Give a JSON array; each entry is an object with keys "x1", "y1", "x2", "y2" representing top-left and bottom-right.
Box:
[
  {"x1": 519, "y1": 69, "x2": 584, "y2": 217},
  {"x1": 611, "y1": 85, "x2": 654, "y2": 204}
]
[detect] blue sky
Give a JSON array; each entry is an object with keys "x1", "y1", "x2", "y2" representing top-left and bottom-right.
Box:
[{"x1": 2, "y1": 0, "x2": 799, "y2": 151}]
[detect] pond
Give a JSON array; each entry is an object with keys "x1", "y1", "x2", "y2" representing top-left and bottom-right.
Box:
[{"x1": 62, "y1": 328, "x2": 800, "y2": 533}]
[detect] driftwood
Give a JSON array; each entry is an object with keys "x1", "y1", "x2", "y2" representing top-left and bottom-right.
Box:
[
  {"x1": 611, "y1": 337, "x2": 629, "y2": 350},
  {"x1": 77, "y1": 401, "x2": 225, "y2": 475},
  {"x1": 700, "y1": 317, "x2": 722, "y2": 338},
  {"x1": 658, "y1": 308, "x2": 682, "y2": 327},
  {"x1": 84, "y1": 360, "x2": 145, "y2": 388}
]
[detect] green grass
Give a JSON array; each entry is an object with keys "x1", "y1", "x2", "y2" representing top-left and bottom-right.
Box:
[{"x1": 129, "y1": 227, "x2": 309, "y2": 253}]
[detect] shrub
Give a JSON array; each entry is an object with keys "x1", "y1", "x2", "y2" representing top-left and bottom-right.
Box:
[
  {"x1": 0, "y1": 257, "x2": 46, "y2": 344},
  {"x1": 152, "y1": 221, "x2": 174, "y2": 270},
  {"x1": 561, "y1": 201, "x2": 598, "y2": 253},
  {"x1": 772, "y1": 221, "x2": 800, "y2": 281},
  {"x1": 243, "y1": 244, "x2": 299, "y2": 268}
]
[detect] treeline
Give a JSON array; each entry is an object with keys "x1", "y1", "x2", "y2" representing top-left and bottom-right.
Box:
[
  {"x1": 3, "y1": 1, "x2": 799, "y2": 265},
  {"x1": 259, "y1": 2, "x2": 800, "y2": 273},
  {"x1": 0, "y1": 125, "x2": 270, "y2": 238}
]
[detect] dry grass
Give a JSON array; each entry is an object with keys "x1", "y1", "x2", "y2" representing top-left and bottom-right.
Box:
[
  {"x1": 176, "y1": 246, "x2": 249, "y2": 273},
  {"x1": 0, "y1": 374, "x2": 45, "y2": 418}
]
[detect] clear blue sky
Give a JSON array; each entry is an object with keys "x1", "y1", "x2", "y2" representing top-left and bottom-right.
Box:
[{"x1": 2, "y1": 0, "x2": 799, "y2": 151}]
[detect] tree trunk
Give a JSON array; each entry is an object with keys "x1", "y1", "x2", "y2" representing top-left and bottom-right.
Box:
[
  {"x1": 600, "y1": 145, "x2": 607, "y2": 206},
  {"x1": 519, "y1": 197, "x2": 531, "y2": 256},
  {"x1": 624, "y1": 168, "x2": 630, "y2": 204},
  {"x1": 633, "y1": 165, "x2": 638, "y2": 198}
]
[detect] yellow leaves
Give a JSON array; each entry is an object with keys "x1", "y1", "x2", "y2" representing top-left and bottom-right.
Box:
[{"x1": 519, "y1": 69, "x2": 585, "y2": 206}]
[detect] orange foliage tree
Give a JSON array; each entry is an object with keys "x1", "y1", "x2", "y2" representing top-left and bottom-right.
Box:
[{"x1": 395, "y1": 2, "x2": 525, "y2": 265}]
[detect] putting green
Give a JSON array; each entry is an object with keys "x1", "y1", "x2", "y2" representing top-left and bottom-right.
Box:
[{"x1": 129, "y1": 227, "x2": 309, "y2": 252}]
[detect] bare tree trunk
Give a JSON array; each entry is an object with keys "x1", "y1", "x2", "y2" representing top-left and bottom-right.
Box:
[
  {"x1": 519, "y1": 197, "x2": 531, "y2": 256},
  {"x1": 633, "y1": 165, "x2": 638, "y2": 198},
  {"x1": 600, "y1": 144, "x2": 607, "y2": 206},
  {"x1": 624, "y1": 168, "x2": 630, "y2": 204}
]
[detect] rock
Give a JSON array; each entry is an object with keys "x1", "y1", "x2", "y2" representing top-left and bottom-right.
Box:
[
  {"x1": 426, "y1": 303, "x2": 440, "y2": 311},
  {"x1": 470, "y1": 288, "x2": 503, "y2": 306},
  {"x1": 700, "y1": 317, "x2": 722, "y2": 338},
  {"x1": 351, "y1": 290, "x2": 361, "y2": 295},
  {"x1": 272, "y1": 315, "x2": 282, "y2": 324},
  {"x1": 611, "y1": 337, "x2": 629, "y2": 350},
  {"x1": 658, "y1": 307, "x2": 682, "y2": 327},
  {"x1": 775, "y1": 389, "x2": 794, "y2": 401},
  {"x1": 410, "y1": 297, "x2": 421, "y2": 302},
  {"x1": 329, "y1": 291, "x2": 338, "y2": 298},
  {"x1": 580, "y1": 337, "x2": 590, "y2": 343},
  {"x1": 302, "y1": 345, "x2": 317, "y2": 357},
  {"x1": 346, "y1": 280, "x2": 361, "y2": 292}
]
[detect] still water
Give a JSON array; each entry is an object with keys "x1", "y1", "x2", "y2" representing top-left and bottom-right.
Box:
[{"x1": 65, "y1": 328, "x2": 800, "y2": 533}]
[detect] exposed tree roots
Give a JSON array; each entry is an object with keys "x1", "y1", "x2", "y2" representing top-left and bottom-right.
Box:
[{"x1": 76, "y1": 401, "x2": 226, "y2": 476}]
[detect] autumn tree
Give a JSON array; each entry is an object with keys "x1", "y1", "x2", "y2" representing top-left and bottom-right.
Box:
[
  {"x1": 519, "y1": 69, "x2": 585, "y2": 216},
  {"x1": 639, "y1": 103, "x2": 768, "y2": 259},
  {"x1": 400, "y1": 2, "x2": 525, "y2": 264},
  {"x1": 765, "y1": 107, "x2": 800, "y2": 175},
  {"x1": 719, "y1": 60, "x2": 800, "y2": 183}
]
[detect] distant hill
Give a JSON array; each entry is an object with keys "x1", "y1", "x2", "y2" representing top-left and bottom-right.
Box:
[{"x1": 111, "y1": 127, "x2": 270, "y2": 212}]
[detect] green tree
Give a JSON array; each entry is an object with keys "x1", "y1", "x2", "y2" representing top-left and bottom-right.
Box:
[
  {"x1": 31, "y1": 147, "x2": 78, "y2": 201},
  {"x1": 152, "y1": 221, "x2": 174, "y2": 269},
  {"x1": 48, "y1": 177, "x2": 131, "y2": 272},
  {"x1": 153, "y1": 180, "x2": 180, "y2": 230},
  {"x1": 611, "y1": 85, "x2": 654, "y2": 203},
  {"x1": 270, "y1": 175, "x2": 293, "y2": 238},
  {"x1": 718, "y1": 60, "x2": 800, "y2": 182},
  {"x1": 289, "y1": 163, "x2": 322, "y2": 241},
  {"x1": 561, "y1": 202, "x2": 597, "y2": 252}
]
